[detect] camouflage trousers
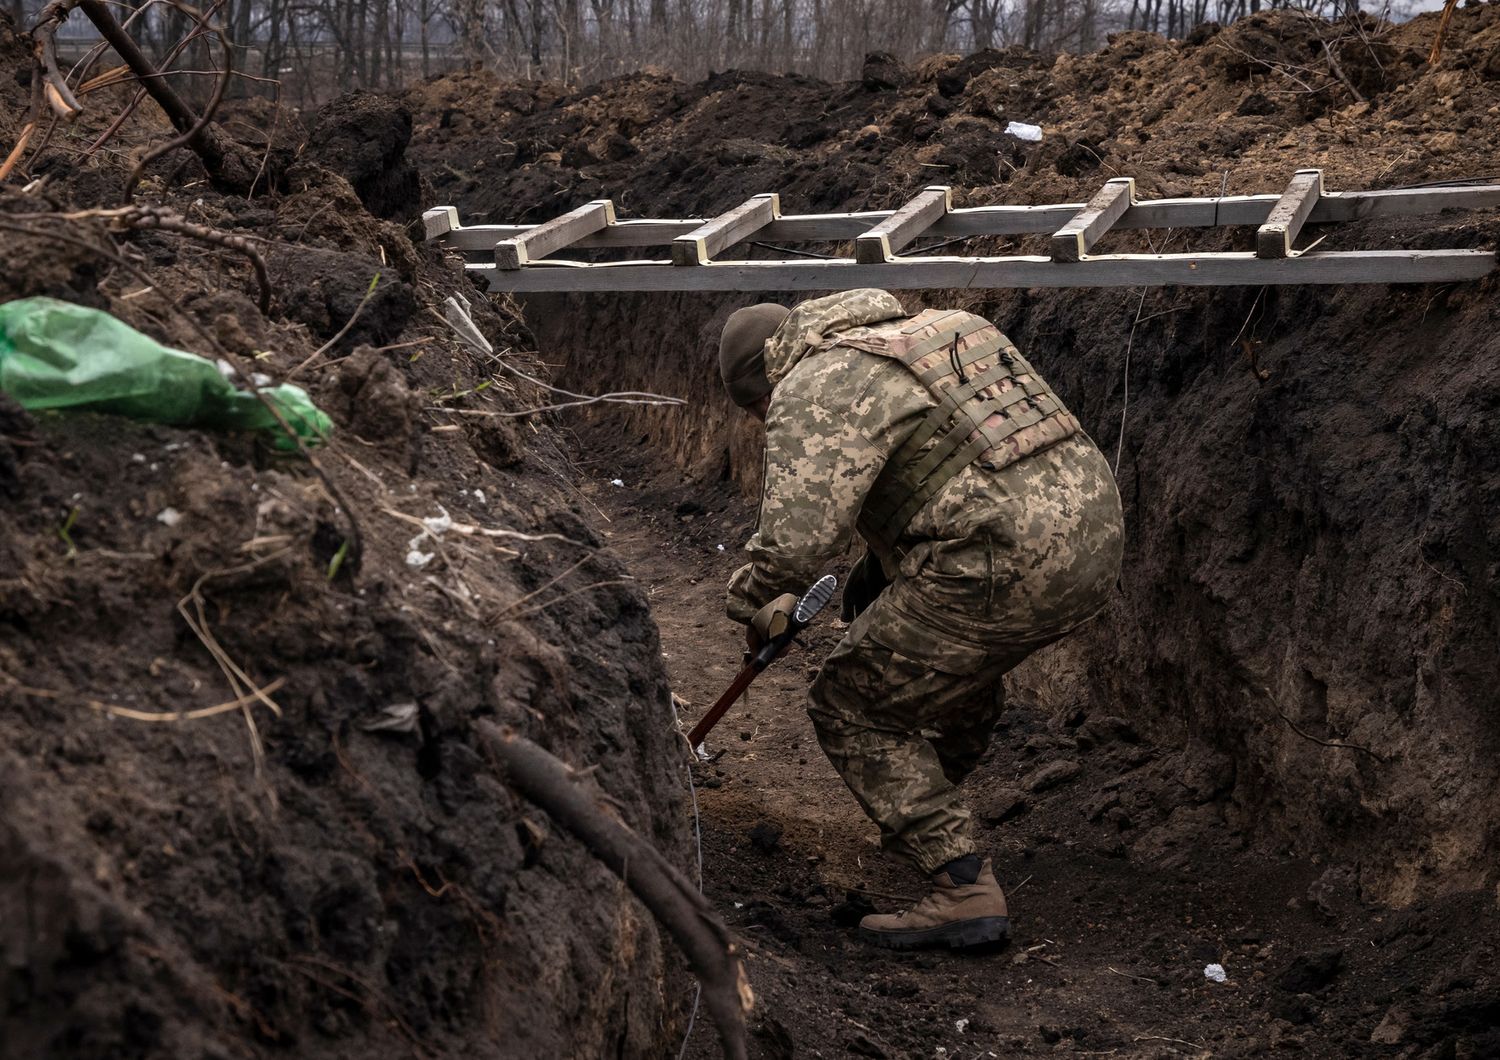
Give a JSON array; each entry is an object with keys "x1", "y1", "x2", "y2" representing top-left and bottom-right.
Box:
[{"x1": 807, "y1": 437, "x2": 1123, "y2": 875}]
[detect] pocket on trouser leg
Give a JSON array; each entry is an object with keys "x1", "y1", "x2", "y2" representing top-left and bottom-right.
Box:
[
  {"x1": 860, "y1": 591, "x2": 992, "y2": 678},
  {"x1": 880, "y1": 647, "x2": 933, "y2": 688}
]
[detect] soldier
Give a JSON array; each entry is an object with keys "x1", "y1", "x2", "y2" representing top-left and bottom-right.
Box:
[{"x1": 718, "y1": 289, "x2": 1124, "y2": 951}]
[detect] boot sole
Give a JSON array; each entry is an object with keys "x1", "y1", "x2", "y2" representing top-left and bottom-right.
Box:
[{"x1": 859, "y1": 916, "x2": 1010, "y2": 952}]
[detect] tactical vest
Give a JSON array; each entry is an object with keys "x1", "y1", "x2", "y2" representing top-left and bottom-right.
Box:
[{"x1": 823, "y1": 308, "x2": 1081, "y2": 555}]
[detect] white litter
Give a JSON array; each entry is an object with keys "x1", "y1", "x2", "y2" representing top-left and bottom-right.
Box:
[
  {"x1": 1204, "y1": 963, "x2": 1228, "y2": 983},
  {"x1": 716, "y1": 544, "x2": 726, "y2": 552},
  {"x1": 441, "y1": 294, "x2": 494, "y2": 355},
  {"x1": 360, "y1": 701, "x2": 419, "y2": 734},
  {"x1": 156, "y1": 507, "x2": 182, "y2": 527},
  {"x1": 250, "y1": 372, "x2": 273, "y2": 388},
  {"x1": 422, "y1": 506, "x2": 454, "y2": 535},
  {"x1": 955, "y1": 1018, "x2": 970, "y2": 1033},
  {"x1": 610, "y1": 478, "x2": 625, "y2": 487},
  {"x1": 474, "y1": 489, "x2": 487, "y2": 504},
  {"x1": 1004, "y1": 120, "x2": 1044, "y2": 142},
  {"x1": 131, "y1": 453, "x2": 146, "y2": 464},
  {"x1": 405, "y1": 506, "x2": 455, "y2": 566}
]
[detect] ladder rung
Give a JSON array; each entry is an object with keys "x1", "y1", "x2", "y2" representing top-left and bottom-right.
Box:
[
  {"x1": 671, "y1": 194, "x2": 780, "y2": 266},
  {"x1": 855, "y1": 187, "x2": 951, "y2": 264},
  {"x1": 1051, "y1": 178, "x2": 1135, "y2": 263},
  {"x1": 423, "y1": 206, "x2": 459, "y2": 240},
  {"x1": 494, "y1": 200, "x2": 616, "y2": 270},
  {"x1": 1257, "y1": 169, "x2": 1324, "y2": 259}
]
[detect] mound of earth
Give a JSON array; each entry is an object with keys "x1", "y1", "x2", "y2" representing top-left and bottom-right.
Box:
[{"x1": 0, "y1": 20, "x2": 694, "y2": 1058}]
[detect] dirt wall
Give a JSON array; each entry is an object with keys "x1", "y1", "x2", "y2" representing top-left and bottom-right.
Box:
[
  {"x1": 411, "y1": 5, "x2": 1500, "y2": 903},
  {"x1": 1, "y1": 49, "x2": 694, "y2": 1057}
]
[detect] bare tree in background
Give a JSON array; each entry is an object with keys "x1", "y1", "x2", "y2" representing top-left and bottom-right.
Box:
[{"x1": 17, "y1": 0, "x2": 1400, "y2": 101}]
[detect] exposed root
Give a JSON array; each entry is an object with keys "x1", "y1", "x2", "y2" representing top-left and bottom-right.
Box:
[{"x1": 479, "y1": 723, "x2": 752, "y2": 1060}]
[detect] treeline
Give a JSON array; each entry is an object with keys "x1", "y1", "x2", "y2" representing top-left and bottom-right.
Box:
[{"x1": 19, "y1": 0, "x2": 1405, "y2": 101}]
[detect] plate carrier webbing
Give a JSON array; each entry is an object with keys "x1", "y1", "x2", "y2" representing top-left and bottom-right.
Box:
[{"x1": 843, "y1": 309, "x2": 1081, "y2": 554}]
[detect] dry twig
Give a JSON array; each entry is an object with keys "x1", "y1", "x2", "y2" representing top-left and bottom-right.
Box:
[
  {"x1": 1, "y1": 673, "x2": 285, "y2": 722},
  {"x1": 1302, "y1": 12, "x2": 1366, "y2": 105},
  {"x1": 1428, "y1": 0, "x2": 1461, "y2": 65},
  {"x1": 1133, "y1": 1035, "x2": 1207, "y2": 1052},
  {"x1": 379, "y1": 506, "x2": 586, "y2": 549},
  {"x1": 287, "y1": 272, "x2": 382, "y2": 378},
  {"x1": 29, "y1": 0, "x2": 83, "y2": 121},
  {"x1": 22, "y1": 0, "x2": 261, "y2": 193},
  {"x1": 177, "y1": 556, "x2": 292, "y2": 804},
  {"x1": 114, "y1": 0, "x2": 235, "y2": 197},
  {"x1": 7, "y1": 205, "x2": 270, "y2": 312},
  {"x1": 0, "y1": 123, "x2": 35, "y2": 182},
  {"x1": 1107, "y1": 965, "x2": 1160, "y2": 985}
]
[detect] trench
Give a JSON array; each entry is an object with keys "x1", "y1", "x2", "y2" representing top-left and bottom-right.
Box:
[
  {"x1": 570, "y1": 373, "x2": 1500, "y2": 1055},
  {"x1": 507, "y1": 229, "x2": 1500, "y2": 1054},
  {"x1": 531, "y1": 252, "x2": 1500, "y2": 899}
]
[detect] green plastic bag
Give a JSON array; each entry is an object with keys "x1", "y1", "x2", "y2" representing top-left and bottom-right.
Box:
[{"x1": 0, "y1": 297, "x2": 331, "y2": 449}]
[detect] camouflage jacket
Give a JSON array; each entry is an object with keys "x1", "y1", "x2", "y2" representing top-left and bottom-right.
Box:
[{"x1": 726, "y1": 288, "x2": 1079, "y2": 624}]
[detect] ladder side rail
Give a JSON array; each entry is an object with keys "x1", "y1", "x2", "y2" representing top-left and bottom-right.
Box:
[{"x1": 468, "y1": 248, "x2": 1497, "y2": 293}]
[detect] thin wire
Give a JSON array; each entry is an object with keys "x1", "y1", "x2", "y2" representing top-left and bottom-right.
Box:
[
  {"x1": 748, "y1": 241, "x2": 838, "y2": 259},
  {"x1": 668, "y1": 690, "x2": 705, "y2": 1059},
  {"x1": 1114, "y1": 229, "x2": 1173, "y2": 476},
  {"x1": 1390, "y1": 175, "x2": 1500, "y2": 189},
  {"x1": 492, "y1": 352, "x2": 685, "y2": 407},
  {"x1": 677, "y1": 985, "x2": 703, "y2": 1060},
  {"x1": 1114, "y1": 287, "x2": 1147, "y2": 477}
]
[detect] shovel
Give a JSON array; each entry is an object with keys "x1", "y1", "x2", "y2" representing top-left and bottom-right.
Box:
[{"x1": 686, "y1": 574, "x2": 837, "y2": 751}]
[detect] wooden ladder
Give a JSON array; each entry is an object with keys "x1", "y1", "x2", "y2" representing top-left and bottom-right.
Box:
[{"x1": 423, "y1": 170, "x2": 1500, "y2": 293}]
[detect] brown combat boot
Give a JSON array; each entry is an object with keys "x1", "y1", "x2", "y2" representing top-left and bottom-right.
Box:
[{"x1": 859, "y1": 858, "x2": 1010, "y2": 951}]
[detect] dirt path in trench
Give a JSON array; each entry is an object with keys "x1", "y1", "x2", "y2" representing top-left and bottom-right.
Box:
[{"x1": 578, "y1": 467, "x2": 1498, "y2": 1060}]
